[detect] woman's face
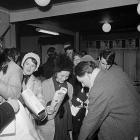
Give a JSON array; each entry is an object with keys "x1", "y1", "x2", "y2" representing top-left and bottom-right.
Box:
[
  {"x1": 23, "y1": 58, "x2": 37, "y2": 75},
  {"x1": 56, "y1": 71, "x2": 70, "y2": 83},
  {"x1": 66, "y1": 49, "x2": 73, "y2": 60}
]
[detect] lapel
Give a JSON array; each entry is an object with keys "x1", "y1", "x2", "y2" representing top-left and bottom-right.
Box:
[{"x1": 22, "y1": 75, "x2": 35, "y2": 90}]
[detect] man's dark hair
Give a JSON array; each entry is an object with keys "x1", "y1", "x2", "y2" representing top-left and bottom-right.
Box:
[{"x1": 75, "y1": 61, "x2": 97, "y2": 77}]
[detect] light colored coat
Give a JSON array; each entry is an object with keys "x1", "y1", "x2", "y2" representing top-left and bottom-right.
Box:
[
  {"x1": 22, "y1": 74, "x2": 44, "y2": 115},
  {"x1": 22, "y1": 75, "x2": 43, "y2": 100},
  {"x1": 22, "y1": 74, "x2": 45, "y2": 140},
  {"x1": 0, "y1": 61, "x2": 23, "y2": 102}
]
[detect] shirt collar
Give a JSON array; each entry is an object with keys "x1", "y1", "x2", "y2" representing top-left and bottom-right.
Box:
[{"x1": 90, "y1": 68, "x2": 100, "y2": 89}]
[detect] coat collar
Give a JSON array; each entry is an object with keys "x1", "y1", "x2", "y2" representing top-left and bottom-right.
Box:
[{"x1": 90, "y1": 68, "x2": 100, "y2": 89}]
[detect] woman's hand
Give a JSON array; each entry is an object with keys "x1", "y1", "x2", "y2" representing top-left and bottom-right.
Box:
[{"x1": 46, "y1": 105, "x2": 55, "y2": 115}]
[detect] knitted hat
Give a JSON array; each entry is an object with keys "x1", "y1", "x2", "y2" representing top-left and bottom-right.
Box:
[
  {"x1": 64, "y1": 43, "x2": 73, "y2": 51},
  {"x1": 21, "y1": 52, "x2": 40, "y2": 71},
  {"x1": 80, "y1": 55, "x2": 95, "y2": 62},
  {"x1": 54, "y1": 53, "x2": 73, "y2": 73}
]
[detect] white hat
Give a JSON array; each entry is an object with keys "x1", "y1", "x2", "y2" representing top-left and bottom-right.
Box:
[
  {"x1": 64, "y1": 43, "x2": 73, "y2": 51},
  {"x1": 21, "y1": 52, "x2": 40, "y2": 71}
]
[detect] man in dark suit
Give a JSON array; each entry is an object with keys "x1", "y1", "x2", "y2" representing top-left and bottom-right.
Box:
[
  {"x1": 0, "y1": 99, "x2": 19, "y2": 132},
  {"x1": 74, "y1": 61, "x2": 140, "y2": 140}
]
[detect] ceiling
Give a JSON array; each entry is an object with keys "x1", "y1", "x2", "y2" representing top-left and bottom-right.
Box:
[
  {"x1": 0, "y1": 0, "x2": 140, "y2": 40},
  {"x1": 0, "y1": 0, "x2": 77, "y2": 11},
  {"x1": 39, "y1": 4, "x2": 140, "y2": 33}
]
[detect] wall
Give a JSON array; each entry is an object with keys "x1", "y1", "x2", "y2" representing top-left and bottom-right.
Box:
[
  {"x1": 0, "y1": 11, "x2": 9, "y2": 37},
  {"x1": 80, "y1": 32, "x2": 140, "y2": 82},
  {"x1": 41, "y1": 44, "x2": 64, "y2": 64},
  {"x1": 0, "y1": 11, "x2": 12, "y2": 48},
  {"x1": 20, "y1": 36, "x2": 65, "y2": 64},
  {"x1": 4, "y1": 24, "x2": 16, "y2": 48},
  {"x1": 20, "y1": 36, "x2": 40, "y2": 56}
]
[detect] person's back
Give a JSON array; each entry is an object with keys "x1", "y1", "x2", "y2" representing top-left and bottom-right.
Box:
[
  {"x1": 108, "y1": 64, "x2": 140, "y2": 103},
  {"x1": 78, "y1": 69, "x2": 140, "y2": 140},
  {"x1": 109, "y1": 64, "x2": 131, "y2": 83},
  {"x1": 92, "y1": 71, "x2": 140, "y2": 140},
  {"x1": 74, "y1": 61, "x2": 140, "y2": 140}
]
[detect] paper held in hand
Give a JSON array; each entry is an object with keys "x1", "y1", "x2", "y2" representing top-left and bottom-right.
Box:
[
  {"x1": 50, "y1": 87, "x2": 67, "y2": 109},
  {"x1": 22, "y1": 89, "x2": 45, "y2": 116}
]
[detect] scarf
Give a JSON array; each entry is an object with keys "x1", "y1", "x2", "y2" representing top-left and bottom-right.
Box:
[
  {"x1": 52, "y1": 75, "x2": 68, "y2": 119},
  {"x1": 22, "y1": 75, "x2": 31, "y2": 85}
]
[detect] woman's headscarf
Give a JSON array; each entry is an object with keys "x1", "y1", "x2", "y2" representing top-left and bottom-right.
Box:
[{"x1": 21, "y1": 52, "x2": 40, "y2": 71}]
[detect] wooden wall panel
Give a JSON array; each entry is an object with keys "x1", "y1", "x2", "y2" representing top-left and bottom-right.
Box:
[{"x1": 123, "y1": 50, "x2": 136, "y2": 81}]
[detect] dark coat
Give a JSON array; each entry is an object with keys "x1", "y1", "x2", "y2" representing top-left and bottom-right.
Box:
[
  {"x1": 78, "y1": 70, "x2": 140, "y2": 140},
  {"x1": 0, "y1": 102, "x2": 15, "y2": 132},
  {"x1": 38, "y1": 77, "x2": 73, "y2": 140}
]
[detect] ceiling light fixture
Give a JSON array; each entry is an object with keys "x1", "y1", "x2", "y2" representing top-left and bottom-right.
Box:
[
  {"x1": 102, "y1": 22, "x2": 111, "y2": 33},
  {"x1": 137, "y1": 1, "x2": 140, "y2": 15},
  {"x1": 137, "y1": 24, "x2": 140, "y2": 32},
  {"x1": 36, "y1": 28, "x2": 59, "y2": 35},
  {"x1": 34, "y1": 0, "x2": 51, "y2": 7}
]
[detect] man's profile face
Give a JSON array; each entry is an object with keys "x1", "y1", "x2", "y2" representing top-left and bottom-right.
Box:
[
  {"x1": 66, "y1": 49, "x2": 73, "y2": 59},
  {"x1": 99, "y1": 57, "x2": 110, "y2": 70},
  {"x1": 77, "y1": 73, "x2": 91, "y2": 88}
]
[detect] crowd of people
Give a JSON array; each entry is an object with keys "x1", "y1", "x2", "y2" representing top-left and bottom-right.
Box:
[{"x1": 0, "y1": 44, "x2": 140, "y2": 140}]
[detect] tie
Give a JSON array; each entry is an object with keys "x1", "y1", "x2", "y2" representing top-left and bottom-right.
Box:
[{"x1": 23, "y1": 75, "x2": 30, "y2": 85}]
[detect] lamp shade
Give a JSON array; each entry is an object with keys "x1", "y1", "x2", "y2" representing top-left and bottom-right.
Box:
[
  {"x1": 34, "y1": 0, "x2": 51, "y2": 7},
  {"x1": 137, "y1": 2, "x2": 140, "y2": 15},
  {"x1": 102, "y1": 22, "x2": 111, "y2": 33}
]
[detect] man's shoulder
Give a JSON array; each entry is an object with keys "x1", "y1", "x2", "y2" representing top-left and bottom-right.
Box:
[
  {"x1": 95, "y1": 70, "x2": 113, "y2": 83},
  {"x1": 94, "y1": 69, "x2": 120, "y2": 91}
]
